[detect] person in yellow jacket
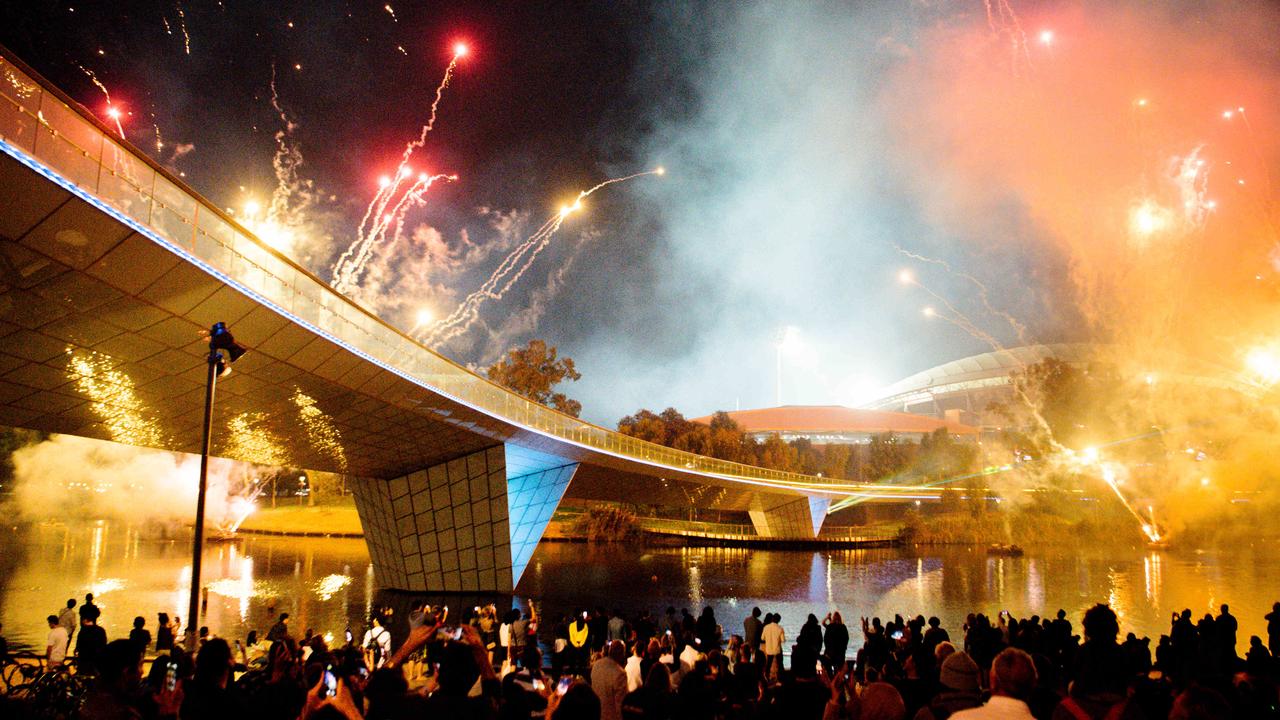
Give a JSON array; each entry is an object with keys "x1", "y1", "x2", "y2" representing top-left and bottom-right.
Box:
[{"x1": 569, "y1": 609, "x2": 591, "y2": 675}]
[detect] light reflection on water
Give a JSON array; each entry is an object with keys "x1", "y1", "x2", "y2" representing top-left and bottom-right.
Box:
[{"x1": 1, "y1": 524, "x2": 1276, "y2": 655}]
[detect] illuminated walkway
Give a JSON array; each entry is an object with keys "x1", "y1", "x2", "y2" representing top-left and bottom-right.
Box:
[{"x1": 0, "y1": 50, "x2": 934, "y2": 592}]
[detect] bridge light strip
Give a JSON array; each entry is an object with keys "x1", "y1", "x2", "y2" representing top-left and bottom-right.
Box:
[{"x1": 1, "y1": 137, "x2": 937, "y2": 499}]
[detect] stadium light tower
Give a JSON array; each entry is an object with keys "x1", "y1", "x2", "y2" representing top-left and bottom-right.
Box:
[{"x1": 775, "y1": 326, "x2": 802, "y2": 407}]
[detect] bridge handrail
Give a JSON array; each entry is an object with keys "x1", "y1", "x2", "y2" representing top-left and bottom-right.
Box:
[{"x1": 0, "y1": 49, "x2": 933, "y2": 496}]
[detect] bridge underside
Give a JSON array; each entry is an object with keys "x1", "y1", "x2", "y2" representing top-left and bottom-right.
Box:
[{"x1": 0, "y1": 98, "x2": 835, "y2": 595}]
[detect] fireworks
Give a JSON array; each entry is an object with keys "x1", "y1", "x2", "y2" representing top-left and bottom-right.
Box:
[
  {"x1": 105, "y1": 105, "x2": 126, "y2": 139},
  {"x1": 1245, "y1": 347, "x2": 1280, "y2": 385},
  {"x1": 420, "y1": 168, "x2": 666, "y2": 346},
  {"x1": 1129, "y1": 199, "x2": 1171, "y2": 239},
  {"x1": 331, "y1": 43, "x2": 468, "y2": 294},
  {"x1": 896, "y1": 246, "x2": 1029, "y2": 344}
]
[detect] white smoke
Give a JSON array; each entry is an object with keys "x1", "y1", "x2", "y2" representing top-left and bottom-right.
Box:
[{"x1": 11, "y1": 434, "x2": 265, "y2": 531}]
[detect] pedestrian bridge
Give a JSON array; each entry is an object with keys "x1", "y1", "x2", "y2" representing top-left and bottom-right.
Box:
[{"x1": 0, "y1": 50, "x2": 935, "y2": 592}]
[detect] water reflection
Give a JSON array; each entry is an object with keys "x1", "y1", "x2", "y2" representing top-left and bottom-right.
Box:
[{"x1": 0, "y1": 525, "x2": 1276, "y2": 656}]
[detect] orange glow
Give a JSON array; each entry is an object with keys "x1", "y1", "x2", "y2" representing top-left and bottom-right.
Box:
[
  {"x1": 453, "y1": 42, "x2": 469, "y2": 58},
  {"x1": 1129, "y1": 199, "x2": 1171, "y2": 239}
]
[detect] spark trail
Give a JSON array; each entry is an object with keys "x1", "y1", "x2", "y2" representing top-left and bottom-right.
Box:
[
  {"x1": 331, "y1": 45, "x2": 467, "y2": 294},
  {"x1": 421, "y1": 168, "x2": 664, "y2": 346},
  {"x1": 905, "y1": 268, "x2": 1163, "y2": 541},
  {"x1": 895, "y1": 244, "x2": 1030, "y2": 344},
  {"x1": 176, "y1": 2, "x2": 191, "y2": 55},
  {"x1": 77, "y1": 65, "x2": 128, "y2": 138},
  {"x1": 983, "y1": 0, "x2": 1033, "y2": 76},
  {"x1": 265, "y1": 65, "x2": 309, "y2": 235}
]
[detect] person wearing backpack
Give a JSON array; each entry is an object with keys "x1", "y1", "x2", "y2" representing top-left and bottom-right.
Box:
[{"x1": 363, "y1": 615, "x2": 392, "y2": 669}]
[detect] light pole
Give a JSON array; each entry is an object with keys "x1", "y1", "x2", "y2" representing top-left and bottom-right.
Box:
[
  {"x1": 187, "y1": 321, "x2": 246, "y2": 651},
  {"x1": 775, "y1": 326, "x2": 801, "y2": 407}
]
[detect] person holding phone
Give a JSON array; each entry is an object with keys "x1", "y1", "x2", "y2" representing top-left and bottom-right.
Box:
[{"x1": 299, "y1": 670, "x2": 361, "y2": 720}]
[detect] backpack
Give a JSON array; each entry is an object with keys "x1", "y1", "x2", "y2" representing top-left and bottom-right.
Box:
[{"x1": 365, "y1": 627, "x2": 387, "y2": 664}]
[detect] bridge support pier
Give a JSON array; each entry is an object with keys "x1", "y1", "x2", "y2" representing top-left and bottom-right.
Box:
[
  {"x1": 350, "y1": 444, "x2": 577, "y2": 593},
  {"x1": 748, "y1": 494, "x2": 831, "y2": 539}
]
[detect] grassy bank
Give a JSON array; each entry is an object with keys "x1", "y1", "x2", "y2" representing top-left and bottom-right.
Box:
[{"x1": 237, "y1": 500, "x2": 362, "y2": 536}]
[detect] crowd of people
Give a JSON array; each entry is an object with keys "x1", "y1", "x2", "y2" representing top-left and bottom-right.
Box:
[{"x1": 3, "y1": 593, "x2": 1279, "y2": 719}]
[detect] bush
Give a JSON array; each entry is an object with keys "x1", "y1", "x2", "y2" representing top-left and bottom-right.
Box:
[{"x1": 573, "y1": 506, "x2": 642, "y2": 542}]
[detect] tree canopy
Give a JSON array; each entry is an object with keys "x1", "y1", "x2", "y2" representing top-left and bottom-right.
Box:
[
  {"x1": 485, "y1": 339, "x2": 583, "y2": 417},
  {"x1": 616, "y1": 407, "x2": 975, "y2": 482}
]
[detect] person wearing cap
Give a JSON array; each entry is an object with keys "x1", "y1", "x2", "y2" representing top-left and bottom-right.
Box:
[
  {"x1": 914, "y1": 650, "x2": 983, "y2": 720},
  {"x1": 951, "y1": 647, "x2": 1037, "y2": 719}
]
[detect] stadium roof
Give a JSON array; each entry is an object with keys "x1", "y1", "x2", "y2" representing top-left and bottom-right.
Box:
[
  {"x1": 862, "y1": 343, "x2": 1094, "y2": 411},
  {"x1": 691, "y1": 406, "x2": 977, "y2": 436}
]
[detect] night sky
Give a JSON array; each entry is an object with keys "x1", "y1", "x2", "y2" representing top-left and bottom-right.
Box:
[{"x1": 3, "y1": 1, "x2": 1275, "y2": 426}]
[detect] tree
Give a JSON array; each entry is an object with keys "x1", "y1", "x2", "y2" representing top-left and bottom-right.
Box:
[
  {"x1": 485, "y1": 339, "x2": 583, "y2": 417},
  {"x1": 757, "y1": 433, "x2": 799, "y2": 472},
  {"x1": 865, "y1": 432, "x2": 914, "y2": 482}
]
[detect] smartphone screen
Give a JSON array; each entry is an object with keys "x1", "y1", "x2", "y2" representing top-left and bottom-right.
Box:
[
  {"x1": 323, "y1": 665, "x2": 337, "y2": 698},
  {"x1": 451, "y1": 627, "x2": 463, "y2": 641},
  {"x1": 345, "y1": 630, "x2": 353, "y2": 643},
  {"x1": 165, "y1": 662, "x2": 177, "y2": 692},
  {"x1": 556, "y1": 677, "x2": 573, "y2": 696}
]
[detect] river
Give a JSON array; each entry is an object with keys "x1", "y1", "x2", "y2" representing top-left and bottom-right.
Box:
[{"x1": 1, "y1": 522, "x2": 1275, "y2": 655}]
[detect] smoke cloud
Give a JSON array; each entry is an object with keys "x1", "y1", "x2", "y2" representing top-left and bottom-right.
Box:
[
  {"x1": 10, "y1": 434, "x2": 264, "y2": 531},
  {"x1": 567, "y1": 0, "x2": 1280, "y2": 536}
]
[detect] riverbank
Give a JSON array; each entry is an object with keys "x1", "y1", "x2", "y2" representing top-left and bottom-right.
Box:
[
  {"x1": 900, "y1": 510, "x2": 1146, "y2": 546},
  {"x1": 236, "y1": 503, "x2": 363, "y2": 537}
]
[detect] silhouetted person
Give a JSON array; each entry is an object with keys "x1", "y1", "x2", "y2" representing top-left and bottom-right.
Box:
[
  {"x1": 129, "y1": 616, "x2": 151, "y2": 653},
  {"x1": 923, "y1": 616, "x2": 950, "y2": 656},
  {"x1": 798, "y1": 613, "x2": 823, "y2": 656},
  {"x1": 156, "y1": 612, "x2": 175, "y2": 652},
  {"x1": 1214, "y1": 603, "x2": 1237, "y2": 663},
  {"x1": 81, "y1": 639, "x2": 146, "y2": 720},
  {"x1": 744, "y1": 607, "x2": 763, "y2": 652},
  {"x1": 1265, "y1": 602, "x2": 1280, "y2": 656},
  {"x1": 824, "y1": 612, "x2": 850, "y2": 670},
  {"x1": 80, "y1": 593, "x2": 101, "y2": 624},
  {"x1": 1245, "y1": 635, "x2": 1272, "y2": 678},
  {"x1": 266, "y1": 613, "x2": 290, "y2": 643},
  {"x1": 181, "y1": 638, "x2": 249, "y2": 720},
  {"x1": 77, "y1": 616, "x2": 108, "y2": 675},
  {"x1": 621, "y1": 663, "x2": 675, "y2": 720},
  {"x1": 1059, "y1": 604, "x2": 1131, "y2": 719}
]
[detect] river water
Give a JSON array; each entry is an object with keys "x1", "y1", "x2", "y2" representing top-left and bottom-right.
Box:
[{"x1": 2, "y1": 522, "x2": 1275, "y2": 655}]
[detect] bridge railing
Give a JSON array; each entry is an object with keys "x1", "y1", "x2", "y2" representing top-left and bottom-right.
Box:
[{"x1": 0, "y1": 52, "x2": 934, "y2": 497}]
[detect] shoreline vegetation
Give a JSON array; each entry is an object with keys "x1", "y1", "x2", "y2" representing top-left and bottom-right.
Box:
[{"x1": 157, "y1": 501, "x2": 1280, "y2": 551}]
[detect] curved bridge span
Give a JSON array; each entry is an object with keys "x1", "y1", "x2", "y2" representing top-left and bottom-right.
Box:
[{"x1": 0, "y1": 50, "x2": 933, "y2": 591}]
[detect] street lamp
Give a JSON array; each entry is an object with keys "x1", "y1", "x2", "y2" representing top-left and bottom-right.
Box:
[{"x1": 186, "y1": 321, "x2": 247, "y2": 650}]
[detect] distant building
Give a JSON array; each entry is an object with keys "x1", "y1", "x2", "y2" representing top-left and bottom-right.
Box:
[
  {"x1": 861, "y1": 344, "x2": 1093, "y2": 434},
  {"x1": 691, "y1": 405, "x2": 977, "y2": 445}
]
